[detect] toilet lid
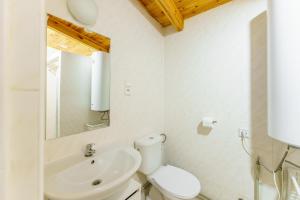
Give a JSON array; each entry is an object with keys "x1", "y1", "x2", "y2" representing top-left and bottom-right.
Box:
[{"x1": 149, "y1": 165, "x2": 201, "y2": 199}]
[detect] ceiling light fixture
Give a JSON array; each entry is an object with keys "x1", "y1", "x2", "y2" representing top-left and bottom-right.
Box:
[{"x1": 67, "y1": 0, "x2": 98, "y2": 26}]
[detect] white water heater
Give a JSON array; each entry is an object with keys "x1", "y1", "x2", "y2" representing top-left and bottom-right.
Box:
[{"x1": 268, "y1": 0, "x2": 300, "y2": 147}]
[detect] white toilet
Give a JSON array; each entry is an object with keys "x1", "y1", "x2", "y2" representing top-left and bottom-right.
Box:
[{"x1": 134, "y1": 134, "x2": 201, "y2": 200}]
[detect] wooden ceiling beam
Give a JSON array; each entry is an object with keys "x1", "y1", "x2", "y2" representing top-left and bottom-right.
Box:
[
  {"x1": 139, "y1": 0, "x2": 233, "y2": 31},
  {"x1": 154, "y1": 0, "x2": 184, "y2": 31},
  {"x1": 47, "y1": 14, "x2": 110, "y2": 53},
  {"x1": 47, "y1": 28, "x2": 98, "y2": 56}
]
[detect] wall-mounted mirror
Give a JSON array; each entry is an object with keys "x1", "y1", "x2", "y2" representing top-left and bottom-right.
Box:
[{"x1": 46, "y1": 14, "x2": 111, "y2": 140}]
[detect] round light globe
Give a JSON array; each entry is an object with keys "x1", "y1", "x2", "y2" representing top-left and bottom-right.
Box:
[{"x1": 67, "y1": 0, "x2": 98, "y2": 26}]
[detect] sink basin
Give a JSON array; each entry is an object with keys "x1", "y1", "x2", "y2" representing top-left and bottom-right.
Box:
[{"x1": 45, "y1": 147, "x2": 141, "y2": 200}]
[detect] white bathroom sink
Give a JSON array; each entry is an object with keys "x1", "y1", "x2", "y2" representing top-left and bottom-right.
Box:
[{"x1": 44, "y1": 147, "x2": 141, "y2": 200}]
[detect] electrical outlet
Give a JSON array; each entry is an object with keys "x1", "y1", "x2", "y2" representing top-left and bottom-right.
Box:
[{"x1": 238, "y1": 128, "x2": 250, "y2": 138}]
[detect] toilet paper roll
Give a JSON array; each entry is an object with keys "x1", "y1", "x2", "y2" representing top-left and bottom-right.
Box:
[{"x1": 202, "y1": 117, "x2": 216, "y2": 128}]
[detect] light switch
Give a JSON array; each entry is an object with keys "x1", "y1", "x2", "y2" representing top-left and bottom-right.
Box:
[{"x1": 124, "y1": 82, "x2": 132, "y2": 96}]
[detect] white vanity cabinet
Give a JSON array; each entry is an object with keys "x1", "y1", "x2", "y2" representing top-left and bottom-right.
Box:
[
  {"x1": 45, "y1": 179, "x2": 141, "y2": 200},
  {"x1": 107, "y1": 179, "x2": 141, "y2": 200}
]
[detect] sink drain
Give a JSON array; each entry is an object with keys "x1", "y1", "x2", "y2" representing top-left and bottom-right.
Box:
[{"x1": 92, "y1": 179, "x2": 102, "y2": 186}]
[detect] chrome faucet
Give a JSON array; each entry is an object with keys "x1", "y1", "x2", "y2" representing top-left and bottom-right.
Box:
[{"x1": 85, "y1": 143, "x2": 96, "y2": 157}]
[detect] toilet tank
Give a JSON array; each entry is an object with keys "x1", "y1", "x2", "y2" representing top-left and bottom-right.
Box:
[{"x1": 134, "y1": 135, "x2": 163, "y2": 175}]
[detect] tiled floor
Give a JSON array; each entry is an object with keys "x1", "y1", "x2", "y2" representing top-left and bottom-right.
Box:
[
  {"x1": 198, "y1": 197, "x2": 209, "y2": 200},
  {"x1": 198, "y1": 194, "x2": 211, "y2": 200}
]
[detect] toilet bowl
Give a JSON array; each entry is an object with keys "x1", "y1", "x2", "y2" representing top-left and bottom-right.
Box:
[
  {"x1": 148, "y1": 186, "x2": 199, "y2": 200},
  {"x1": 148, "y1": 165, "x2": 201, "y2": 200},
  {"x1": 134, "y1": 135, "x2": 201, "y2": 200}
]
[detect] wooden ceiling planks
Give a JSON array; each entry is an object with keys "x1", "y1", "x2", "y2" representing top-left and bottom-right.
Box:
[
  {"x1": 47, "y1": 28, "x2": 98, "y2": 56},
  {"x1": 139, "y1": 0, "x2": 171, "y2": 26},
  {"x1": 138, "y1": 0, "x2": 232, "y2": 30},
  {"x1": 47, "y1": 14, "x2": 111, "y2": 53},
  {"x1": 179, "y1": 0, "x2": 232, "y2": 19}
]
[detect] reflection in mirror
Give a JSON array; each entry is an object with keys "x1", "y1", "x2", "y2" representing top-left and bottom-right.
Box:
[{"x1": 46, "y1": 14, "x2": 111, "y2": 140}]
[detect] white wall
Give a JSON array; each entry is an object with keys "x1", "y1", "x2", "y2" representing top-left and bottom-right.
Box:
[
  {"x1": 44, "y1": 0, "x2": 165, "y2": 163},
  {"x1": 5, "y1": 0, "x2": 296, "y2": 199},
  {"x1": 164, "y1": 0, "x2": 278, "y2": 199},
  {"x1": 60, "y1": 52, "x2": 103, "y2": 136},
  {"x1": 5, "y1": 0, "x2": 45, "y2": 199},
  {"x1": 0, "y1": 0, "x2": 7, "y2": 198},
  {"x1": 46, "y1": 48, "x2": 60, "y2": 139}
]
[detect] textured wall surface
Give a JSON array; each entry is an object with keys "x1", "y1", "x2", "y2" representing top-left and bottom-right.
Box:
[
  {"x1": 164, "y1": 0, "x2": 277, "y2": 199},
  {"x1": 59, "y1": 52, "x2": 103, "y2": 136},
  {"x1": 11, "y1": 0, "x2": 299, "y2": 199},
  {"x1": 5, "y1": 0, "x2": 44, "y2": 199},
  {"x1": 44, "y1": 0, "x2": 165, "y2": 163},
  {"x1": 0, "y1": 0, "x2": 6, "y2": 198}
]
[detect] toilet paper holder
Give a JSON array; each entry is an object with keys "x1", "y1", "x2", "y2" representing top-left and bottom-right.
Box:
[{"x1": 160, "y1": 133, "x2": 167, "y2": 143}]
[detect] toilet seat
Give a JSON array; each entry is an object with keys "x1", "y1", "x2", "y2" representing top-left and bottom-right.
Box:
[{"x1": 148, "y1": 165, "x2": 201, "y2": 199}]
